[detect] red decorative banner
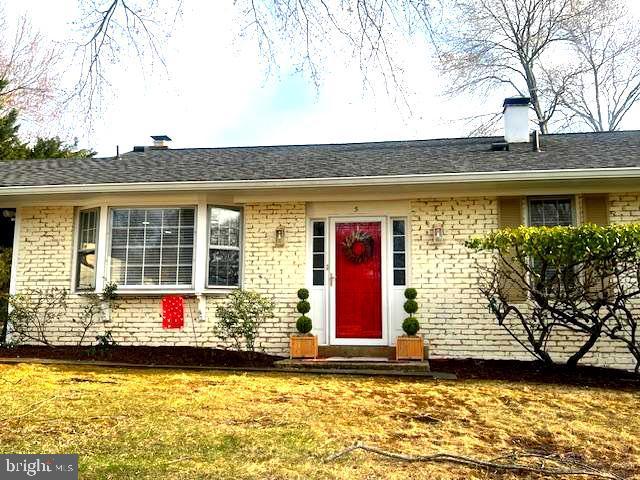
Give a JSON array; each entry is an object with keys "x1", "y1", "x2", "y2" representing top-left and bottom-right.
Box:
[{"x1": 162, "y1": 295, "x2": 184, "y2": 329}]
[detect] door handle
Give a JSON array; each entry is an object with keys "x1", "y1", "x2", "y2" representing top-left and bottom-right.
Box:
[{"x1": 329, "y1": 271, "x2": 335, "y2": 286}]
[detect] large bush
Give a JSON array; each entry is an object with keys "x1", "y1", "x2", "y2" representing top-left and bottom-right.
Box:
[
  {"x1": 214, "y1": 290, "x2": 275, "y2": 352},
  {"x1": 467, "y1": 224, "x2": 640, "y2": 371}
]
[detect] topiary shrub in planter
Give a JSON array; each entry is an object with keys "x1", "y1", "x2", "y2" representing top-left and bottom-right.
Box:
[
  {"x1": 290, "y1": 288, "x2": 318, "y2": 359},
  {"x1": 296, "y1": 315, "x2": 312, "y2": 334},
  {"x1": 402, "y1": 317, "x2": 420, "y2": 336},
  {"x1": 396, "y1": 288, "x2": 425, "y2": 361}
]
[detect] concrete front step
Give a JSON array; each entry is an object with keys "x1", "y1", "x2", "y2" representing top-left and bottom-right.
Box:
[
  {"x1": 275, "y1": 357, "x2": 431, "y2": 373},
  {"x1": 318, "y1": 345, "x2": 430, "y2": 361}
]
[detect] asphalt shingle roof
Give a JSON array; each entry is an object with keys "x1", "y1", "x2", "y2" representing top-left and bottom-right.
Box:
[{"x1": 1, "y1": 130, "x2": 639, "y2": 188}]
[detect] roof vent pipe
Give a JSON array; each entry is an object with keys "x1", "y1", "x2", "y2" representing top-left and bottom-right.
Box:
[
  {"x1": 503, "y1": 97, "x2": 531, "y2": 143},
  {"x1": 532, "y1": 129, "x2": 541, "y2": 152}
]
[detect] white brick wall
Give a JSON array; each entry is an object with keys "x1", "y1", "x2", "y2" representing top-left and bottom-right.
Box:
[
  {"x1": 410, "y1": 196, "x2": 636, "y2": 370},
  {"x1": 12, "y1": 204, "x2": 306, "y2": 355},
  {"x1": 11, "y1": 194, "x2": 640, "y2": 368}
]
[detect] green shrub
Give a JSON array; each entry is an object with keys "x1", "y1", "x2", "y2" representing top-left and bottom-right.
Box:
[
  {"x1": 294, "y1": 288, "x2": 312, "y2": 334},
  {"x1": 404, "y1": 288, "x2": 417, "y2": 300},
  {"x1": 296, "y1": 300, "x2": 311, "y2": 314},
  {"x1": 466, "y1": 223, "x2": 640, "y2": 370},
  {"x1": 296, "y1": 315, "x2": 313, "y2": 334},
  {"x1": 214, "y1": 290, "x2": 275, "y2": 352},
  {"x1": 402, "y1": 317, "x2": 420, "y2": 336},
  {"x1": 403, "y1": 299, "x2": 418, "y2": 315}
]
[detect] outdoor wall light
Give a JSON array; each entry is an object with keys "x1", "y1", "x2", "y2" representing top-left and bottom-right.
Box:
[
  {"x1": 275, "y1": 226, "x2": 286, "y2": 247},
  {"x1": 432, "y1": 223, "x2": 445, "y2": 242}
]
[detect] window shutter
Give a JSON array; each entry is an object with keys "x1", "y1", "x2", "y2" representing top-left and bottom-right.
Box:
[
  {"x1": 582, "y1": 195, "x2": 611, "y2": 298},
  {"x1": 583, "y1": 195, "x2": 609, "y2": 226},
  {"x1": 499, "y1": 197, "x2": 523, "y2": 228},
  {"x1": 498, "y1": 197, "x2": 527, "y2": 302}
]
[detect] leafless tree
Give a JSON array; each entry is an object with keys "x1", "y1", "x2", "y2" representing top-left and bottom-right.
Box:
[
  {"x1": 436, "y1": 0, "x2": 640, "y2": 134},
  {"x1": 551, "y1": 0, "x2": 640, "y2": 131},
  {"x1": 435, "y1": 0, "x2": 595, "y2": 134},
  {"x1": 0, "y1": 8, "x2": 60, "y2": 121}
]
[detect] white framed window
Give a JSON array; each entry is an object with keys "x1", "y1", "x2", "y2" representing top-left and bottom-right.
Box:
[
  {"x1": 109, "y1": 207, "x2": 196, "y2": 288},
  {"x1": 75, "y1": 208, "x2": 100, "y2": 290},
  {"x1": 528, "y1": 197, "x2": 573, "y2": 227},
  {"x1": 527, "y1": 197, "x2": 575, "y2": 285},
  {"x1": 207, "y1": 206, "x2": 242, "y2": 287},
  {"x1": 391, "y1": 218, "x2": 407, "y2": 286}
]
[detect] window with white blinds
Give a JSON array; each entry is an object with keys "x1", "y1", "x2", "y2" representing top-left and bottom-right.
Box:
[{"x1": 109, "y1": 208, "x2": 195, "y2": 287}]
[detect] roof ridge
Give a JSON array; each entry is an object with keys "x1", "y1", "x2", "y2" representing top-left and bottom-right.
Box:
[{"x1": 121, "y1": 129, "x2": 640, "y2": 155}]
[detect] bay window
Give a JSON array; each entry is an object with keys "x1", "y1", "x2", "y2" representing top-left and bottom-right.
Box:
[
  {"x1": 109, "y1": 207, "x2": 195, "y2": 287},
  {"x1": 208, "y1": 207, "x2": 242, "y2": 287}
]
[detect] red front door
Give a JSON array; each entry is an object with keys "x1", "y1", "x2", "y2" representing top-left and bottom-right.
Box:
[{"x1": 335, "y1": 222, "x2": 382, "y2": 339}]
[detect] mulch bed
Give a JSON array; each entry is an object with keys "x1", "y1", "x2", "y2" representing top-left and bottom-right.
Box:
[
  {"x1": 0, "y1": 345, "x2": 280, "y2": 368},
  {"x1": 430, "y1": 358, "x2": 639, "y2": 389},
  {"x1": 0, "y1": 346, "x2": 638, "y2": 388}
]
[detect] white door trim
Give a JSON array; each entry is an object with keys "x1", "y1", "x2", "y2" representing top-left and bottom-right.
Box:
[{"x1": 328, "y1": 216, "x2": 388, "y2": 346}]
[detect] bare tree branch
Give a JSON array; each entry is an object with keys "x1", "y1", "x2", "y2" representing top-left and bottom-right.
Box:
[
  {"x1": 0, "y1": 8, "x2": 61, "y2": 123},
  {"x1": 70, "y1": 0, "x2": 182, "y2": 115},
  {"x1": 550, "y1": 0, "x2": 640, "y2": 131}
]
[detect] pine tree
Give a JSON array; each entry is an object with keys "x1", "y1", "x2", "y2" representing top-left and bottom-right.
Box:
[{"x1": 0, "y1": 79, "x2": 94, "y2": 160}]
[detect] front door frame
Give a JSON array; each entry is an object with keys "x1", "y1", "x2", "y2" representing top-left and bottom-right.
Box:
[{"x1": 328, "y1": 216, "x2": 389, "y2": 346}]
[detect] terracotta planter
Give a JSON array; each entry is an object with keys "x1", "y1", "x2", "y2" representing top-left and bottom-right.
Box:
[
  {"x1": 290, "y1": 334, "x2": 318, "y2": 359},
  {"x1": 395, "y1": 335, "x2": 424, "y2": 361}
]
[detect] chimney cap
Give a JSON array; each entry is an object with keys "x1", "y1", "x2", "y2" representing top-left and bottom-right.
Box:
[
  {"x1": 151, "y1": 135, "x2": 172, "y2": 141},
  {"x1": 503, "y1": 97, "x2": 530, "y2": 111}
]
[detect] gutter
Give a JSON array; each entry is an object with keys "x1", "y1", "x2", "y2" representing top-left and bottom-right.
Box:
[{"x1": 1, "y1": 167, "x2": 640, "y2": 196}]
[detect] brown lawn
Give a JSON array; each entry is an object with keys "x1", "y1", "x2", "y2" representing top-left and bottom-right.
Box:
[{"x1": 0, "y1": 362, "x2": 638, "y2": 479}]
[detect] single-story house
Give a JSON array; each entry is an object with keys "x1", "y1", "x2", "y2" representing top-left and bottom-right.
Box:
[{"x1": 1, "y1": 98, "x2": 639, "y2": 369}]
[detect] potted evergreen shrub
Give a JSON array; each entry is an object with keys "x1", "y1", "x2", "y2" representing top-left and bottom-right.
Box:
[
  {"x1": 395, "y1": 288, "x2": 425, "y2": 361},
  {"x1": 290, "y1": 288, "x2": 318, "y2": 359}
]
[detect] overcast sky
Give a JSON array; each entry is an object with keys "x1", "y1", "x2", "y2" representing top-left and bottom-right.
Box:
[{"x1": 5, "y1": 1, "x2": 640, "y2": 157}]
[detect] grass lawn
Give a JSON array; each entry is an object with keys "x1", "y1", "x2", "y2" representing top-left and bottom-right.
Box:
[{"x1": 0, "y1": 363, "x2": 638, "y2": 479}]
